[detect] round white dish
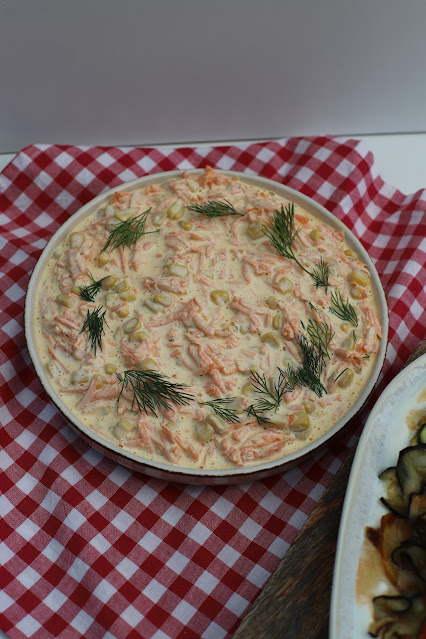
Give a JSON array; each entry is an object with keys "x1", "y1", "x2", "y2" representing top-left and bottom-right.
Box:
[
  {"x1": 25, "y1": 170, "x2": 389, "y2": 484},
  {"x1": 330, "y1": 352, "x2": 426, "y2": 638}
]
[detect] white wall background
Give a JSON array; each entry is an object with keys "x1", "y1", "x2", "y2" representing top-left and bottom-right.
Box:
[{"x1": 1, "y1": 0, "x2": 426, "y2": 151}]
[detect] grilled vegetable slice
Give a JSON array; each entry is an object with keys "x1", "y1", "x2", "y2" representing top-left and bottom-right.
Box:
[
  {"x1": 391, "y1": 539, "x2": 426, "y2": 583},
  {"x1": 396, "y1": 444, "x2": 426, "y2": 499}
]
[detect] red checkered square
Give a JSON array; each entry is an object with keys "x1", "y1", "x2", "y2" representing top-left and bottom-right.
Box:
[{"x1": 1, "y1": 137, "x2": 425, "y2": 638}]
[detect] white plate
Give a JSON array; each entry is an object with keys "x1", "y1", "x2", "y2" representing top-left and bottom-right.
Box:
[{"x1": 330, "y1": 352, "x2": 426, "y2": 638}]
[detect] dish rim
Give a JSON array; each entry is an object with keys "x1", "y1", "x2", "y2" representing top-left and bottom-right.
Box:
[
  {"x1": 24, "y1": 168, "x2": 389, "y2": 479},
  {"x1": 330, "y1": 351, "x2": 426, "y2": 638}
]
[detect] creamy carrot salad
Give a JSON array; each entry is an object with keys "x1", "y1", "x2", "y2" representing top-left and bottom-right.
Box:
[{"x1": 35, "y1": 168, "x2": 382, "y2": 469}]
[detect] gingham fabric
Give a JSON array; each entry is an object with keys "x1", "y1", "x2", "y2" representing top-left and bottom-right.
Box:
[{"x1": 0, "y1": 137, "x2": 425, "y2": 639}]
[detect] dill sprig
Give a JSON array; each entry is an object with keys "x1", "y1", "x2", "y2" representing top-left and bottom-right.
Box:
[
  {"x1": 263, "y1": 203, "x2": 330, "y2": 290},
  {"x1": 246, "y1": 369, "x2": 293, "y2": 424},
  {"x1": 329, "y1": 290, "x2": 358, "y2": 326},
  {"x1": 246, "y1": 403, "x2": 272, "y2": 425},
  {"x1": 188, "y1": 200, "x2": 244, "y2": 218},
  {"x1": 310, "y1": 257, "x2": 330, "y2": 292},
  {"x1": 287, "y1": 334, "x2": 327, "y2": 398},
  {"x1": 199, "y1": 398, "x2": 241, "y2": 425},
  {"x1": 101, "y1": 208, "x2": 158, "y2": 253},
  {"x1": 116, "y1": 369, "x2": 194, "y2": 417},
  {"x1": 334, "y1": 368, "x2": 348, "y2": 383},
  {"x1": 306, "y1": 319, "x2": 334, "y2": 360},
  {"x1": 80, "y1": 305, "x2": 107, "y2": 355},
  {"x1": 79, "y1": 272, "x2": 108, "y2": 302}
]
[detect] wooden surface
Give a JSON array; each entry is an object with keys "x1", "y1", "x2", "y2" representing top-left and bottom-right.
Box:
[
  {"x1": 232, "y1": 446, "x2": 355, "y2": 639},
  {"x1": 233, "y1": 342, "x2": 426, "y2": 639}
]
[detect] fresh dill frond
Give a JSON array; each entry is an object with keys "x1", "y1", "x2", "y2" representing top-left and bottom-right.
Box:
[
  {"x1": 286, "y1": 332, "x2": 328, "y2": 398},
  {"x1": 101, "y1": 208, "x2": 158, "y2": 253},
  {"x1": 79, "y1": 272, "x2": 108, "y2": 302},
  {"x1": 246, "y1": 402, "x2": 272, "y2": 425},
  {"x1": 306, "y1": 319, "x2": 334, "y2": 360},
  {"x1": 80, "y1": 305, "x2": 107, "y2": 355},
  {"x1": 263, "y1": 204, "x2": 330, "y2": 289},
  {"x1": 262, "y1": 203, "x2": 303, "y2": 266},
  {"x1": 329, "y1": 290, "x2": 358, "y2": 326},
  {"x1": 334, "y1": 368, "x2": 348, "y2": 383},
  {"x1": 116, "y1": 369, "x2": 194, "y2": 417},
  {"x1": 188, "y1": 200, "x2": 244, "y2": 218},
  {"x1": 199, "y1": 398, "x2": 241, "y2": 425},
  {"x1": 310, "y1": 257, "x2": 330, "y2": 292}
]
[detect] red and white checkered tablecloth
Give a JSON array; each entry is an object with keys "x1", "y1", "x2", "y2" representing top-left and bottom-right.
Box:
[{"x1": 0, "y1": 136, "x2": 425, "y2": 639}]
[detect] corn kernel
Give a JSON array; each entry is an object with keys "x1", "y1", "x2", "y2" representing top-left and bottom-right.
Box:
[
  {"x1": 113, "y1": 418, "x2": 138, "y2": 441},
  {"x1": 123, "y1": 318, "x2": 141, "y2": 334},
  {"x1": 69, "y1": 232, "x2": 84, "y2": 248},
  {"x1": 129, "y1": 331, "x2": 146, "y2": 343},
  {"x1": 351, "y1": 285, "x2": 364, "y2": 300},
  {"x1": 349, "y1": 269, "x2": 369, "y2": 287},
  {"x1": 276, "y1": 277, "x2": 293, "y2": 294},
  {"x1": 102, "y1": 275, "x2": 119, "y2": 290},
  {"x1": 342, "y1": 336, "x2": 355, "y2": 351},
  {"x1": 98, "y1": 252, "x2": 110, "y2": 267},
  {"x1": 71, "y1": 282, "x2": 81, "y2": 295},
  {"x1": 56, "y1": 293, "x2": 75, "y2": 308},
  {"x1": 153, "y1": 293, "x2": 172, "y2": 307},
  {"x1": 46, "y1": 361, "x2": 59, "y2": 379},
  {"x1": 344, "y1": 248, "x2": 356, "y2": 259},
  {"x1": 105, "y1": 363, "x2": 117, "y2": 375},
  {"x1": 304, "y1": 400, "x2": 315, "y2": 414},
  {"x1": 261, "y1": 332, "x2": 280, "y2": 348},
  {"x1": 210, "y1": 290, "x2": 230, "y2": 306},
  {"x1": 119, "y1": 290, "x2": 136, "y2": 301},
  {"x1": 266, "y1": 295, "x2": 278, "y2": 309},
  {"x1": 205, "y1": 414, "x2": 227, "y2": 435},
  {"x1": 337, "y1": 368, "x2": 354, "y2": 388},
  {"x1": 187, "y1": 179, "x2": 200, "y2": 192},
  {"x1": 114, "y1": 208, "x2": 132, "y2": 222},
  {"x1": 105, "y1": 218, "x2": 121, "y2": 232},
  {"x1": 242, "y1": 382, "x2": 255, "y2": 397},
  {"x1": 290, "y1": 412, "x2": 310, "y2": 432},
  {"x1": 272, "y1": 315, "x2": 281, "y2": 330},
  {"x1": 139, "y1": 358, "x2": 158, "y2": 370},
  {"x1": 94, "y1": 375, "x2": 105, "y2": 389},
  {"x1": 195, "y1": 422, "x2": 215, "y2": 442},
  {"x1": 153, "y1": 210, "x2": 167, "y2": 226},
  {"x1": 71, "y1": 369, "x2": 89, "y2": 384},
  {"x1": 180, "y1": 221, "x2": 193, "y2": 231},
  {"x1": 144, "y1": 299, "x2": 163, "y2": 313},
  {"x1": 168, "y1": 263, "x2": 189, "y2": 278},
  {"x1": 117, "y1": 305, "x2": 130, "y2": 317},
  {"x1": 310, "y1": 229, "x2": 321, "y2": 241},
  {"x1": 115, "y1": 279, "x2": 130, "y2": 293},
  {"x1": 247, "y1": 220, "x2": 264, "y2": 239},
  {"x1": 167, "y1": 199, "x2": 185, "y2": 220}
]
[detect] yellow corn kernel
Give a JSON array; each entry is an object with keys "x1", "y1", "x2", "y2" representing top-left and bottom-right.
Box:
[
  {"x1": 139, "y1": 358, "x2": 158, "y2": 371},
  {"x1": 113, "y1": 418, "x2": 137, "y2": 441},
  {"x1": 129, "y1": 331, "x2": 146, "y2": 343},
  {"x1": 115, "y1": 278, "x2": 130, "y2": 293},
  {"x1": 272, "y1": 314, "x2": 281, "y2": 330},
  {"x1": 168, "y1": 263, "x2": 189, "y2": 278},
  {"x1": 247, "y1": 220, "x2": 264, "y2": 239},
  {"x1": 46, "y1": 361, "x2": 59, "y2": 379},
  {"x1": 167, "y1": 199, "x2": 185, "y2": 220},
  {"x1": 276, "y1": 277, "x2": 293, "y2": 294},
  {"x1": 105, "y1": 363, "x2": 117, "y2": 375},
  {"x1": 114, "y1": 208, "x2": 132, "y2": 222},
  {"x1": 98, "y1": 252, "x2": 110, "y2": 267},
  {"x1": 153, "y1": 293, "x2": 173, "y2": 307},
  {"x1": 227, "y1": 396, "x2": 245, "y2": 414},
  {"x1": 310, "y1": 229, "x2": 321, "y2": 241},
  {"x1": 266, "y1": 295, "x2": 278, "y2": 309},
  {"x1": 71, "y1": 369, "x2": 89, "y2": 384},
  {"x1": 261, "y1": 332, "x2": 280, "y2": 348},
  {"x1": 56, "y1": 293, "x2": 75, "y2": 308},
  {"x1": 119, "y1": 290, "x2": 136, "y2": 302},
  {"x1": 304, "y1": 400, "x2": 315, "y2": 414},
  {"x1": 195, "y1": 422, "x2": 215, "y2": 442},
  {"x1": 210, "y1": 290, "x2": 230, "y2": 306},
  {"x1": 205, "y1": 414, "x2": 227, "y2": 435},
  {"x1": 349, "y1": 269, "x2": 369, "y2": 287},
  {"x1": 342, "y1": 336, "x2": 355, "y2": 351},
  {"x1": 242, "y1": 382, "x2": 255, "y2": 398},
  {"x1": 344, "y1": 248, "x2": 356, "y2": 259},
  {"x1": 290, "y1": 412, "x2": 310, "y2": 433},
  {"x1": 102, "y1": 275, "x2": 119, "y2": 290},
  {"x1": 52, "y1": 249, "x2": 62, "y2": 259},
  {"x1": 69, "y1": 232, "x2": 84, "y2": 248},
  {"x1": 337, "y1": 368, "x2": 354, "y2": 388},
  {"x1": 153, "y1": 210, "x2": 167, "y2": 226},
  {"x1": 180, "y1": 221, "x2": 193, "y2": 231},
  {"x1": 117, "y1": 305, "x2": 130, "y2": 318},
  {"x1": 144, "y1": 299, "x2": 163, "y2": 313},
  {"x1": 351, "y1": 285, "x2": 364, "y2": 300},
  {"x1": 340, "y1": 322, "x2": 352, "y2": 334},
  {"x1": 71, "y1": 282, "x2": 81, "y2": 295},
  {"x1": 105, "y1": 293, "x2": 118, "y2": 309},
  {"x1": 123, "y1": 318, "x2": 141, "y2": 334},
  {"x1": 94, "y1": 375, "x2": 105, "y2": 389},
  {"x1": 263, "y1": 412, "x2": 288, "y2": 429}
]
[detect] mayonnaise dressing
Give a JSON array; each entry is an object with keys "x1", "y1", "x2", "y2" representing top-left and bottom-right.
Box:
[{"x1": 34, "y1": 168, "x2": 382, "y2": 469}]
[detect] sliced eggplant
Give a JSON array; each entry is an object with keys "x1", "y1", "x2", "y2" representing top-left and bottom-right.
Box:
[
  {"x1": 410, "y1": 489, "x2": 426, "y2": 522},
  {"x1": 380, "y1": 467, "x2": 410, "y2": 517},
  {"x1": 391, "y1": 539, "x2": 426, "y2": 583},
  {"x1": 372, "y1": 594, "x2": 411, "y2": 619},
  {"x1": 396, "y1": 444, "x2": 426, "y2": 498}
]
